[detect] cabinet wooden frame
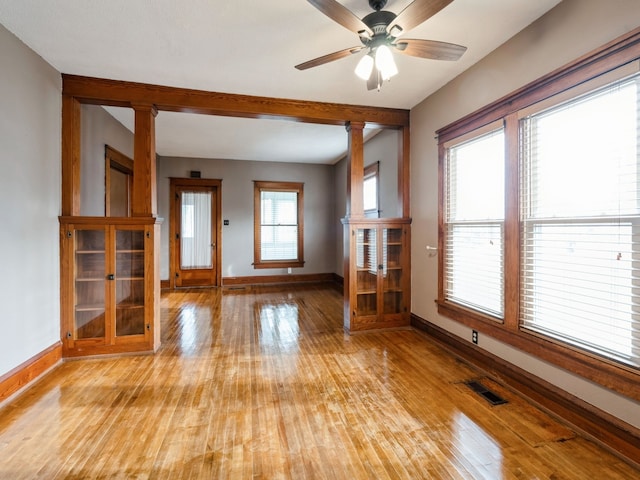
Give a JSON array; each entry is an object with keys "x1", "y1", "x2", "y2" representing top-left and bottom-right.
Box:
[
  {"x1": 435, "y1": 27, "x2": 640, "y2": 401},
  {"x1": 253, "y1": 181, "x2": 304, "y2": 269},
  {"x1": 343, "y1": 217, "x2": 411, "y2": 333},
  {"x1": 60, "y1": 216, "x2": 161, "y2": 357}
]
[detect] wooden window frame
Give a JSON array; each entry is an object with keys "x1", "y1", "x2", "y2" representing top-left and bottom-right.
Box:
[
  {"x1": 253, "y1": 181, "x2": 304, "y2": 269},
  {"x1": 436, "y1": 27, "x2": 640, "y2": 401}
]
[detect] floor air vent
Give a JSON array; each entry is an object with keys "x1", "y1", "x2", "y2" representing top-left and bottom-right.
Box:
[{"x1": 465, "y1": 380, "x2": 508, "y2": 406}]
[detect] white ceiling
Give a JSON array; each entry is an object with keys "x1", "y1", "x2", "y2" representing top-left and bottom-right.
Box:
[{"x1": 0, "y1": 0, "x2": 561, "y2": 164}]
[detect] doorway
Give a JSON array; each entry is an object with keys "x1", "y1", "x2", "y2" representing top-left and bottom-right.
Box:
[
  {"x1": 170, "y1": 178, "x2": 222, "y2": 288},
  {"x1": 105, "y1": 145, "x2": 133, "y2": 217}
]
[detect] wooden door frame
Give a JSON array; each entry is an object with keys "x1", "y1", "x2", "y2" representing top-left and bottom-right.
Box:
[
  {"x1": 169, "y1": 177, "x2": 222, "y2": 289},
  {"x1": 105, "y1": 145, "x2": 133, "y2": 217}
]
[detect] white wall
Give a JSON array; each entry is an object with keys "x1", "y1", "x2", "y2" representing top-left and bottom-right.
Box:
[
  {"x1": 80, "y1": 105, "x2": 134, "y2": 216},
  {"x1": 0, "y1": 24, "x2": 61, "y2": 376},
  {"x1": 410, "y1": 0, "x2": 640, "y2": 428},
  {"x1": 158, "y1": 157, "x2": 336, "y2": 280}
]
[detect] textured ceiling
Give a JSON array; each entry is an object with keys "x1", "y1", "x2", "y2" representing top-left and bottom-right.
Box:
[{"x1": 0, "y1": 0, "x2": 561, "y2": 163}]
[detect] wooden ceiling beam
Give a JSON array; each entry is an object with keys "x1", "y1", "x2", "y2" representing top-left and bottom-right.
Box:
[{"x1": 62, "y1": 74, "x2": 409, "y2": 128}]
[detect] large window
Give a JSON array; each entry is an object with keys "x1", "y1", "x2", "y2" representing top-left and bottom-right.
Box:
[
  {"x1": 444, "y1": 126, "x2": 505, "y2": 318},
  {"x1": 253, "y1": 181, "x2": 304, "y2": 269},
  {"x1": 437, "y1": 33, "x2": 640, "y2": 397},
  {"x1": 520, "y1": 74, "x2": 640, "y2": 367}
]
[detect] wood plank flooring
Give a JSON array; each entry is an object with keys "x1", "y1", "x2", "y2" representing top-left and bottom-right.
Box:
[{"x1": 0, "y1": 283, "x2": 638, "y2": 479}]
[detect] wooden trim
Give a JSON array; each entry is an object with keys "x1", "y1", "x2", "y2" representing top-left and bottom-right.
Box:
[
  {"x1": 169, "y1": 177, "x2": 223, "y2": 288},
  {"x1": 132, "y1": 104, "x2": 158, "y2": 217},
  {"x1": 59, "y1": 216, "x2": 162, "y2": 226},
  {"x1": 61, "y1": 95, "x2": 81, "y2": 216},
  {"x1": 222, "y1": 273, "x2": 334, "y2": 287},
  {"x1": 436, "y1": 26, "x2": 640, "y2": 142},
  {"x1": 345, "y1": 122, "x2": 365, "y2": 218},
  {"x1": 340, "y1": 217, "x2": 412, "y2": 226},
  {"x1": 436, "y1": 300, "x2": 640, "y2": 400},
  {"x1": 398, "y1": 125, "x2": 410, "y2": 218},
  {"x1": 61, "y1": 74, "x2": 409, "y2": 128},
  {"x1": 105, "y1": 145, "x2": 134, "y2": 172},
  {"x1": 253, "y1": 181, "x2": 304, "y2": 269},
  {"x1": 160, "y1": 279, "x2": 170, "y2": 290},
  {"x1": 105, "y1": 145, "x2": 133, "y2": 217},
  {"x1": 0, "y1": 343, "x2": 62, "y2": 404},
  {"x1": 63, "y1": 342, "x2": 155, "y2": 358},
  {"x1": 411, "y1": 314, "x2": 640, "y2": 469}
]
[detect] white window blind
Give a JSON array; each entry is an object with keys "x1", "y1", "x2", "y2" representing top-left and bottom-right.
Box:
[
  {"x1": 260, "y1": 190, "x2": 299, "y2": 261},
  {"x1": 445, "y1": 127, "x2": 505, "y2": 318},
  {"x1": 520, "y1": 73, "x2": 640, "y2": 367}
]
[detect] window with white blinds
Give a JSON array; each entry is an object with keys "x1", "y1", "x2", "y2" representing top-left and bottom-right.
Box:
[
  {"x1": 254, "y1": 181, "x2": 304, "y2": 268},
  {"x1": 444, "y1": 127, "x2": 505, "y2": 318},
  {"x1": 520, "y1": 73, "x2": 640, "y2": 367}
]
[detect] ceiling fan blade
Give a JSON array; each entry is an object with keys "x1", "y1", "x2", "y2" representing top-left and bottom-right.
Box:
[
  {"x1": 307, "y1": 0, "x2": 373, "y2": 35},
  {"x1": 295, "y1": 46, "x2": 364, "y2": 70},
  {"x1": 387, "y1": 0, "x2": 453, "y2": 35},
  {"x1": 394, "y1": 39, "x2": 466, "y2": 61}
]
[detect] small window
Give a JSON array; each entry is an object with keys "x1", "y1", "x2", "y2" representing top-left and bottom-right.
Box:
[
  {"x1": 364, "y1": 162, "x2": 379, "y2": 218},
  {"x1": 253, "y1": 181, "x2": 304, "y2": 269}
]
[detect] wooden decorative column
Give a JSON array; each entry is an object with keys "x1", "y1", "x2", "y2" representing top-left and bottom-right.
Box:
[
  {"x1": 132, "y1": 103, "x2": 161, "y2": 351},
  {"x1": 61, "y1": 94, "x2": 81, "y2": 217},
  {"x1": 132, "y1": 104, "x2": 158, "y2": 217},
  {"x1": 345, "y1": 121, "x2": 365, "y2": 219}
]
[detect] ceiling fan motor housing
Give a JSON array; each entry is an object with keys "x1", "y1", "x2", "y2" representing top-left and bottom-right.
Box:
[
  {"x1": 368, "y1": 0, "x2": 388, "y2": 11},
  {"x1": 361, "y1": 10, "x2": 397, "y2": 47}
]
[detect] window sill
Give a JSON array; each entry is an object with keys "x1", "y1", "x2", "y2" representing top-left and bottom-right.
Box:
[{"x1": 253, "y1": 260, "x2": 305, "y2": 270}]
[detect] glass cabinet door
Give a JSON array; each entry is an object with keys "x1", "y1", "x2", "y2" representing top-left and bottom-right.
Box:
[
  {"x1": 382, "y1": 228, "x2": 404, "y2": 315},
  {"x1": 74, "y1": 229, "x2": 106, "y2": 339},
  {"x1": 115, "y1": 229, "x2": 146, "y2": 337},
  {"x1": 355, "y1": 228, "x2": 378, "y2": 316}
]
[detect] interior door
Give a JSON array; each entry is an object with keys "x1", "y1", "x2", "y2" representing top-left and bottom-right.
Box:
[{"x1": 174, "y1": 185, "x2": 218, "y2": 287}]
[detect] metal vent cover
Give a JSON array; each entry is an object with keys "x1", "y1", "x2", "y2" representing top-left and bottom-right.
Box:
[{"x1": 465, "y1": 380, "x2": 508, "y2": 406}]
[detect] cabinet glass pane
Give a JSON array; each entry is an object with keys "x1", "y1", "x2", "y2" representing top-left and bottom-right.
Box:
[
  {"x1": 383, "y1": 228, "x2": 403, "y2": 314},
  {"x1": 115, "y1": 230, "x2": 145, "y2": 336},
  {"x1": 356, "y1": 228, "x2": 377, "y2": 314},
  {"x1": 74, "y1": 230, "x2": 106, "y2": 339}
]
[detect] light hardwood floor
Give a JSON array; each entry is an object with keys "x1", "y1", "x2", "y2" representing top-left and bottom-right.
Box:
[{"x1": 0, "y1": 283, "x2": 637, "y2": 479}]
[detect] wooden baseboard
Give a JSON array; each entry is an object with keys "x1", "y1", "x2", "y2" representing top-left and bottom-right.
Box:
[
  {"x1": 411, "y1": 314, "x2": 640, "y2": 468},
  {"x1": 222, "y1": 273, "x2": 335, "y2": 287},
  {"x1": 160, "y1": 279, "x2": 170, "y2": 290},
  {"x1": 0, "y1": 342, "x2": 62, "y2": 404}
]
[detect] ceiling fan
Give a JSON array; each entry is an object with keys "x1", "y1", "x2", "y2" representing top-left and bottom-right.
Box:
[{"x1": 295, "y1": 0, "x2": 467, "y2": 90}]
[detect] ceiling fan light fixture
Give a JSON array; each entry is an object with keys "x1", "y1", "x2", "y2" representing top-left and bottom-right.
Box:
[
  {"x1": 375, "y1": 44, "x2": 398, "y2": 80},
  {"x1": 355, "y1": 53, "x2": 374, "y2": 80}
]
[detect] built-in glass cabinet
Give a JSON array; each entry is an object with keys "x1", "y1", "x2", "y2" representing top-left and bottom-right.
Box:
[
  {"x1": 345, "y1": 219, "x2": 410, "y2": 332},
  {"x1": 61, "y1": 217, "x2": 160, "y2": 356}
]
